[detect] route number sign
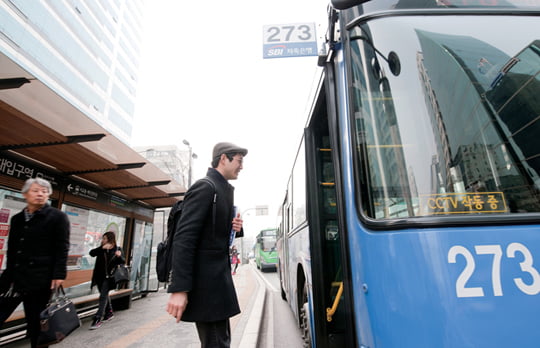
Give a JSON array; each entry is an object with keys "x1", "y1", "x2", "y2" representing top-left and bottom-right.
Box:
[{"x1": 263, "y1": 23, "x2": 318, "y2": 59}]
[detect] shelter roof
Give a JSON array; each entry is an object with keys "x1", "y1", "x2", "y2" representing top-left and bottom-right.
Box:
[{"x1": 0, "y1": 52, "x2": 184, "y2": 209}]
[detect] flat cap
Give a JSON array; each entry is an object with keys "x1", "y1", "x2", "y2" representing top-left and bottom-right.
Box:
[{"x1": 212, "y1": 142, "x2": 248, "y2": 158}]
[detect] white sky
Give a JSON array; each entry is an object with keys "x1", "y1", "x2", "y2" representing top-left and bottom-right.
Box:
[{"x1": 131, "y1": 0, "x2": 329, "y2": 230}]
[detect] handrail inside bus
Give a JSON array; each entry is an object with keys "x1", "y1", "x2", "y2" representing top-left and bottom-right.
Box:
[{"x1": 326, "y1": 281, "x2": 344, "y2": 322}]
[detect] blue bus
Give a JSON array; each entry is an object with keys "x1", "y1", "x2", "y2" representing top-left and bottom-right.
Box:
[{"x1": 276, "y1": 0, "x2": 540, "y2": 347}]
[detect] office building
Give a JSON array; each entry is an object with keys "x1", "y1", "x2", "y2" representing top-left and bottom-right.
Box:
[
  {"x1": 0, "y1": 0, "x2": 145, "y2": 143},
  {"x1": 135, "y1": 145, "x2": 192, "y2": 189}
]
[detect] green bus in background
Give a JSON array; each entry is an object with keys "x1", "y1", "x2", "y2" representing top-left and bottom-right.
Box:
[{"x1": 255, "y1": 228, "x2": 278, "y2": 272}]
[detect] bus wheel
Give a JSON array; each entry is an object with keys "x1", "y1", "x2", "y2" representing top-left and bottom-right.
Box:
[{"x1": 300, "y1": 283, "x2": 312, "y2": 347}]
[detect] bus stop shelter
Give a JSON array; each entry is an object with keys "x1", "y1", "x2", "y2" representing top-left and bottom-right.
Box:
[{"x1": 0, "y1": 51, "x2": 184, "y2": 342}]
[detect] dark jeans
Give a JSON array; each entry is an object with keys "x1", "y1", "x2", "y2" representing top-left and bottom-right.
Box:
[
  {"x1": 195, "y1": 319, "x2": 231, "y2": 348},
  {"x1": 95, "y1": 278, "x2": 113, "y2": 320},
  {"x1": 0, "y1": 289, "x2": 51, "y2": 348}
]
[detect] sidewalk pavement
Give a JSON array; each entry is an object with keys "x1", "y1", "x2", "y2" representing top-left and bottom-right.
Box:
[{"x1": 1, "y1": 263, "x2": 266, "y2": 348}]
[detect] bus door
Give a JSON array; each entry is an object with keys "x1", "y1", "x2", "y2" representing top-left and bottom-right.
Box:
[
  {"x1": 305, "y1": 85, "x2": 354, "y2": 347},
  {"x1": 280, "y1": 188, "x2": 292, "y2": 299}
]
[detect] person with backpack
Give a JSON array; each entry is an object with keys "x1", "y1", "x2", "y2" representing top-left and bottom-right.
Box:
[
  {"x1": 166, "y1": 142, "x2": 247, "y2": 348},
  {"x1": 156, "y1": 200, "x2": 183, "y2": 283}
]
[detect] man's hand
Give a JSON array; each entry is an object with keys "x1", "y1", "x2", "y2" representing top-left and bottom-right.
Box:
[
  {"x1": 167, "y1": 292, "x2": 188, "y2": 323},
  {"x1": 232, "y1": 213, "x2": 243, "y2": 232},
  {"x1": 51, "y1": 279, "x2": 64, "y2": 290}
]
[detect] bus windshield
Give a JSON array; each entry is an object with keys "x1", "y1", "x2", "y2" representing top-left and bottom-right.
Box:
[
  {"x1": 259, "y1": 229, "x2": 277, "y2": 251},
  {"x1": 348, "y1": 15, "x2": 540, "y2": 220},
  {"x1": 344, "y1": 0, "x2": 540, "y2": 12},
  {"x1": 261, "y1": 236, "x2": 277, "y2": 251}
]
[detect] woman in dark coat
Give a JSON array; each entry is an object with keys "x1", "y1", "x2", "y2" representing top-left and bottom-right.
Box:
[{"x1": 89, "y1": 231, "x2": 125, "y2": 329}]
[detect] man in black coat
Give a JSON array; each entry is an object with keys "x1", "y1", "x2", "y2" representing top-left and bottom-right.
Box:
[
  {"x1": 167, "y1": 142, "x2": 247, "y2": 348},
  {"x1": 0, "y1": 178, "x2": 70, "y2": 348}
]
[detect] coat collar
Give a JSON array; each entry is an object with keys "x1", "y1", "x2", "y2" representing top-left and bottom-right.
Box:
[
  {"x1": 24, "y1": 203, "x2": 50, "y2": 220},
  {"x1": 206, "y1": 168, "x2": 233, "y2": 190},
  {"x1": 206, "y1": 168, "x2": 229, "y2": 185}
]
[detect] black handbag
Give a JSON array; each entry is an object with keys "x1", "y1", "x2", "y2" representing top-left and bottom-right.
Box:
[
  {"x1": 113, "y1": 264, "x2": 130, "y2": 285},
  {"x1": 37, "y1": 286, "x2": 81, "y2": 347}
]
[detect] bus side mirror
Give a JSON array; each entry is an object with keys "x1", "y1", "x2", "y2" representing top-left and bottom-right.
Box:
[{"x1": 332, "y1": 0, "x2": 370, "y2": 10}]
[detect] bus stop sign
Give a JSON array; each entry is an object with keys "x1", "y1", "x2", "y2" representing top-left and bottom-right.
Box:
[{"x1": 263, "y1": 23, "x2": 318, "y2": 59}]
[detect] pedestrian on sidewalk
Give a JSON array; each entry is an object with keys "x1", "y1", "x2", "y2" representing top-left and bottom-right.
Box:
[
  {"x1": 0, "y1": 178, "x2": 70, "y2": 348},
  {"x1": 89, "y1": 231, "x2": 125, "y2": 330},
  {"x1": 167, "y1": 142, "x2": 247, "y2": 348},
  {"x1": 230, "y1": 245, "x2": 240, "y2": 275}
]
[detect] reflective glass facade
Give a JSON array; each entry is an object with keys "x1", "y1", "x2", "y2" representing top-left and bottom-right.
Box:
[{"x1": 0, "y1": 0, "x2": 145, "y2": 143}]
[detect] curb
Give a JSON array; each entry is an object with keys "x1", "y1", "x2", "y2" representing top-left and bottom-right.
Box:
[{"x1": 238, "y1": 265, "x2": 267, "y2": 348}]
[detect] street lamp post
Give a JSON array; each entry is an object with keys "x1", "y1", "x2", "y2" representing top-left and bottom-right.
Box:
[{"x1": 182, "y1": 139, "x2": 197, "y2": 187}]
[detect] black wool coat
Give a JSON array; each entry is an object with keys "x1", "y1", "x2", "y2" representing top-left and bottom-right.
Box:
[
  {"x1": 4, "y1": 205, "x2": 70, "y2": 292},
  {"x1": 168, "y1": 168, "x2": 243, "y2": 322},
  {"x1": 90, "y1": 246, "x2": 125, "y2": 288}
]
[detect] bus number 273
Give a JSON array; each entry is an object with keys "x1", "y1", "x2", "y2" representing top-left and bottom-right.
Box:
[{"x1": 448, "y1": 243, "x2": 540, "y2": 297}]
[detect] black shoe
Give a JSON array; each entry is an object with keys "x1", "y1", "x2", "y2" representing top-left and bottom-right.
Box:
[
  {"x1": 103, "y1": 312, "x2": 114, "y2": 322},
  {"x1": 89, "y1": 318, "x2": 102, "y2": 330}
]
